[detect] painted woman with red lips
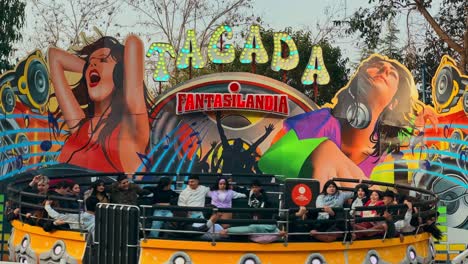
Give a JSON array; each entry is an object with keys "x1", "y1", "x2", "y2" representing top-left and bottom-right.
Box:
[{"x1": 48, "y1": 35, "x2": 152, "y2": 172}]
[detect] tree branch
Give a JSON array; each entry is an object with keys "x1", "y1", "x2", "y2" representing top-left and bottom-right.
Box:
[{"x1": 413, "y1": 0, "x2": 463, "y2": 54}]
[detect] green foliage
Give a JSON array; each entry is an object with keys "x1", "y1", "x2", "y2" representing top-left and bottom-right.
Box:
[
  {"x1": 414, "y1": 0, "x2": 465, "y2": 103},
  {"x1": 183, "y1": 27, "x2": 350, "y2": 106},
  {"x1": 346, "y1": 0, "x2": 432, "y2": 51},
  {"x1": 345, "y1": 0, "x2": 466, "y2": 104},
  {"x1": 417, "y1": 0, "x2": 465, "y2": 74},
  {"x1": 0, "y1": 0, "x2": 25, "y2": 73}
]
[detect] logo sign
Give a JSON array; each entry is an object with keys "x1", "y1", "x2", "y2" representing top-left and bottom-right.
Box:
[
  {"x1": 291, "y1": 183, "x2": 312, "y2": 206},
  {"x1": 176, "y1": 81, "x2": 289, "y2": 116}
]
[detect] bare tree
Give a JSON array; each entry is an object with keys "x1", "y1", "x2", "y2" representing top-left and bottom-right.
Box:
[
  {"x1": 22, "y1": 0, "x2": 120, "y2": 51},
  {"x1": 124, "y1": 0, "x2": 256, "y2": 84},
  {"x1": 126, "y1": 0, "x2": 254, "y2": 50}
]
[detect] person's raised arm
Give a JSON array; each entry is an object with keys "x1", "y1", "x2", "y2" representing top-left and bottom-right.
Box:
[
  {"x1": 48, "y1": 47, "x2": 86, "y2": 133},
  {"x1": 201, "y1": 141, "x2": 217, "y2": 163},
  {"x1": 231, "y1": 190, "x2": 247, "y2": 199},
  {"x1": 248, "y1": 124, "x2": 275, "y2": 152},
  {"x1": 44, "y1": 200, "x2": 78, "y2": 223},
  {"x1": 216, "y1": 111, "x2": 229, "y2": 148},
  {"x1": 121, "y1": 35, "x2": 148, "y2": 146},
  {"x1": 135, "y1": 184, "x2": 151, "y2": 196}
]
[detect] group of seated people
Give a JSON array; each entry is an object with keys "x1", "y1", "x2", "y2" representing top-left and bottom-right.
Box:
[
  {"x1": 6, "y1": 174, "x2": 442, "y2": 244},
  {"x1": 291, "y1": 180, "x2": 441, "y2": 243}
]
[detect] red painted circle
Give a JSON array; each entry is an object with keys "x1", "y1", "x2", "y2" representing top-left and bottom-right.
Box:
[
  {"x1": 291, "y1": 184, "x2": 312, "y2": 206},
  {"x1": 228, "y1": 81, "x2": 241, "y2": 93}
]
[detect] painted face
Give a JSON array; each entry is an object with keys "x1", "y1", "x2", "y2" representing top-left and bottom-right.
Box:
[
  {"x1": 370, "y1": 191, "x2": 380, "y2": 202},
  {"x1": 119, "y1": 179, "x2": 130, "y2": 190},
  {"x1": 326, "y1": 184, "x2": 337, "y2": 195},
  {"x1": 365, "y1": 61, "x2": 399, "y2": 108},
  {"x1": 72, "y1": 184, "x2": 80, "y2": 195},
  {"x1": 188, "y1": 179, "x2": 199, "y2": 190},
  {"x1": 85, "y1": 48, "x2": 117, "y2": 103},
  {"x1": 357, "y1": 188, "x2": 366, "y2": 199}
]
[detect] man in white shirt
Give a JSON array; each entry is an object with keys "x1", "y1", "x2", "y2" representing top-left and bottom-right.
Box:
[{"x1": 178, "y1": 175, "x2": 210, "y2": 218}]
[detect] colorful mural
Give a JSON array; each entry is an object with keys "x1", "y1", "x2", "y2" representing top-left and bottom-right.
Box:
[{"x1": 0, "y1": 34, "x2": 467, "y2": 247}]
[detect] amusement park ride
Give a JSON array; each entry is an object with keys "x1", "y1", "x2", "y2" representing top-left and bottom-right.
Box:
[{"x1": 0, "y1": 25, "x2": 467, "y2": 263}]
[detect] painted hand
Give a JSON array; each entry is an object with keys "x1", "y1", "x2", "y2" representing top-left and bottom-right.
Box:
[
  {"x1": 415, "y1": 106, "x2": 438, "y2": 132},
  {"x1": 265, "y1": 124, "x2": 275, "y2": 134}
]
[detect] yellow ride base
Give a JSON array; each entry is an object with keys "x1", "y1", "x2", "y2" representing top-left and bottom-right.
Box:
[
  {"x1": 140, "y1": 233, "x2": 433, "y2": 264},
  {"x1": 7, "y1": 220, "x2": 434, "y2": 264},
  {"x1": 8, "y1": 220, "x2": 87, "y2": 263}
]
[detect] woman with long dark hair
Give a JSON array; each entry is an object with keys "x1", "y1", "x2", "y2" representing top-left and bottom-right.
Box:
[
  {"x1": 84, "y1": 179, "x2": 109, "y2": 204},
  {"x1": 49, "y1": 35, "x2": 152, "y2": 172}
]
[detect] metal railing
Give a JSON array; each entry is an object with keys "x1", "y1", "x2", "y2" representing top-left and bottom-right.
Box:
[{"x1": 4, "y1": 172, "x2": 440, "y2": 263}]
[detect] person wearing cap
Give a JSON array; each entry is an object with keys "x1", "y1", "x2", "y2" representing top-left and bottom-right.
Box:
[{"x1": 178, "y1": 175, "x2": 210, "y2": 218}]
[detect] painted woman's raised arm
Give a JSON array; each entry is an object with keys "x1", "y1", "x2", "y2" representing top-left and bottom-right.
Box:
[
  {"x1": 48, "y1": 47, "x2": 86, "y2": 133},
  {"x1": 122, "y1": 35, "x2": 148, "y2": 143}
]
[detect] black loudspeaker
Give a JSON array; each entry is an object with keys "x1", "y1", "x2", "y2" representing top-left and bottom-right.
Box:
[
  {"x1": 14, "y1": 50, "x2": 50, "y2": 110},
  {"x1": 0, "y1": 83, "x2": 16, "y2": 113},
  {"x1": 432, "y1": 57, "x2": 468, "y2": 114},
  {"x1": 283, "y1": 178, "x2": 320, "y2": 209}
]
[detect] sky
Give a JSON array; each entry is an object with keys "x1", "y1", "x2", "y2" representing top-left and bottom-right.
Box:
[
  {"x1": 252, "y1": 0, "x2": 369, "y2": 62},
  {"x1": 250, "y1": 0, "x2": 442, "y2": 64}
]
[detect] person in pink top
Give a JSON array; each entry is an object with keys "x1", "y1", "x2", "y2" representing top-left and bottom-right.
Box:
[{"x1": 209, "y1": 177, "x2": 246, "y2": 228}]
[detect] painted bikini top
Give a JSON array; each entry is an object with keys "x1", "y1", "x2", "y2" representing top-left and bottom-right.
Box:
[{"x1": 58, "y1": 120, "x2": 123, "y2": 172}]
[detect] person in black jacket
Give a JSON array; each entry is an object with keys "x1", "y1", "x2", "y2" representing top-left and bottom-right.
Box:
[{"x1": 247, "y1": 180, "x2": 270, "y2": 220}]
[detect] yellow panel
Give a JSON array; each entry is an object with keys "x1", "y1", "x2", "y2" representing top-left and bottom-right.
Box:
[
  {"x1": 435, "y1": 253, "x2": 458, "y2": 261},
  {"x1": 435, "y1": 244, "x2": 449, "y2": 251},
  {"x1": 139, "y1": 234, "x2": 431, "y2": 264},
  {"x1": 10, "y1": 220, "x2": 87, "y2": 263},
  {"x1": 449, "y1": 244, "x2": 466, "y2": 251}
]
